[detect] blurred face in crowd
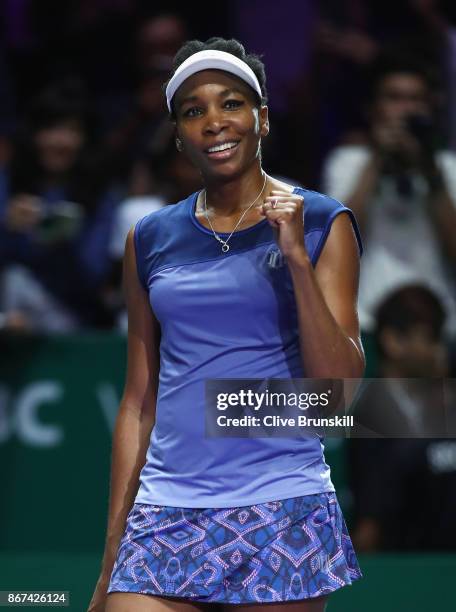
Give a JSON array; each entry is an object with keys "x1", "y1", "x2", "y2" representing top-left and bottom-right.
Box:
[
  {"x1": 137, "y1": 15, "x2": 186, "y2": 72},
  {"x1": 372, "y1": 73, "x2": 431, "y2": 122},
  {"x1": 34, "y1": 118, "x2": 85, "y2": 175},
  {"x1": 174, "y1": 70, "x2": 268, "y2": 182},
  {"x1": 381, "y1": 323, "x2": 448, "y2": 376}
]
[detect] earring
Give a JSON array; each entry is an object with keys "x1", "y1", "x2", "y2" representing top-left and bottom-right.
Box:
[{"x1": 176, "y1": 138, "x2": 183, "y2": 151}]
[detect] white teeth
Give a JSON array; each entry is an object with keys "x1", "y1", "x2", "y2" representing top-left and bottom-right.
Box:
[{"x1": 207, "y1": 141, "x2": 238, "y2": 153}]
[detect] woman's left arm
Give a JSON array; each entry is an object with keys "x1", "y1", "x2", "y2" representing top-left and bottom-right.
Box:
[
  {"x1": 289, "y1": 211, "x2": 365, "y2": 378},
  {"x1": 262, "y1": 191, "x2": 365, "y2": 378}
]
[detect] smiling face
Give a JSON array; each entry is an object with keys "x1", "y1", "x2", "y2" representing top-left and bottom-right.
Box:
[{"x1": 173, "y1": 69, "x2": 269, "y2": 181}]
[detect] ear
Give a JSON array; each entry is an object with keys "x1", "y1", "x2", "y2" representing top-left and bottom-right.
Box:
[
  {"x1": 174, "y1": 125, "x2": 183, "y2": 151},
  {"x1": 172, "y1": 121, "x2": 184, "y2": 152},
  {"x1": 259, "y1": 105, "x2": 269, "y2": 137}
]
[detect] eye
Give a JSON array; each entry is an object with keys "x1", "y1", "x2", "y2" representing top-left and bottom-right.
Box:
[
  {"x1": 182, "y1": 106, "x2": 202, "y2": 118},
  {"x1": 224, "y1": 99, "x2": 244, "y2": 109}
]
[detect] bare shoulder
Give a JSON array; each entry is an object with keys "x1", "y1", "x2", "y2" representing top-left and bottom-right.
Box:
[
  {"x1": 123, "y1": 226, "x2": 158, "y2": 328},
  {"x1": 317, "y1": 212, "x2": 360, "y2": 272}
]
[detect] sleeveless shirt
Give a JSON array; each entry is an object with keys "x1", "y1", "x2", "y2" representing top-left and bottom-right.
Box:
[{"x1": 133, "y1": 186, "x2": 363, "y2": 507}]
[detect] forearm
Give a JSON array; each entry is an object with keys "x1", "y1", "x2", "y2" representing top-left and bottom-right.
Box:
[
  {"x1": 288, "y1": 254, "x2": 365, "y2": 378},
  {"x1": 99, "y1": 401, "x2": 155, "y2": 576}
]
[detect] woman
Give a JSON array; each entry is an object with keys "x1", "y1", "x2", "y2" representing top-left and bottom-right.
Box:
[
  {"x1": 0, "y1": 79, "x2": 118, "y2": 330},
  {"x1": 89, "y1": 37, "x2": 365, "y2": 612}
]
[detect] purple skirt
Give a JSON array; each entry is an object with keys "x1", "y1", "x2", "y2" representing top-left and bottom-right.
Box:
[{"x1": 107, "y1": 491, "x2": 362, "y2": 605}]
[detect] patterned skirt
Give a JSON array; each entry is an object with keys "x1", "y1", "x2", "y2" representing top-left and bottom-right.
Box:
[{"x1": 107, "y1": 491, "x2": 362, "y2": 605}]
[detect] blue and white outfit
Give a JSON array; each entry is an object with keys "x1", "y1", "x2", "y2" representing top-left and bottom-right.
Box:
[{"x1": 108, "y1": 186, "x2": 364, "y2": 604}]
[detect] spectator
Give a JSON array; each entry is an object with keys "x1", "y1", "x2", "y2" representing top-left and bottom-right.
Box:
[
  {"x1": 135, "y1": 12, "x2": 188, "y2": 73},
  {"x1": 101, "y1": 14, "x2": 189, "y2": 193},
  {"x1": 0, "y1": 79, "x2": 120, "y2": 332},
  {"x1": 102, "y1": 66, "x2": 170, "y2": 193},
  {"x1": 348, "y1": 284, "x2": 456, "y2": 552},
  {"x1": 322, "y1": 53, "x2": 456, "y2": 339}
]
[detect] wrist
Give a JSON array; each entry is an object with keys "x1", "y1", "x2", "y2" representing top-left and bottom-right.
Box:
[{"x1": 285, "y1": 247, "x2": 312, "y2": 270}]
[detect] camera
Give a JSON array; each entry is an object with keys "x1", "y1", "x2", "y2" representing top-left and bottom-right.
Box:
[{"x1": 37, "y1": 201, "x2": 84, "y2": 243}]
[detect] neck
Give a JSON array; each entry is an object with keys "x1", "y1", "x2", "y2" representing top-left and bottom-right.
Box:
[{"x1": 202, "y1": 164, "x2": 268, "y2": 216}]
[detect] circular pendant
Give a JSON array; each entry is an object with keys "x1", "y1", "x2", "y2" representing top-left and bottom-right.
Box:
[{"x1": 221, "y1": 243, "x2": 230, "y2": 253}]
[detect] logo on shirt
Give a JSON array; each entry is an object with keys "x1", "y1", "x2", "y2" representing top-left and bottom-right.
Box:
[{"x1": 266, "y1": 248, "x2": 284, "y2": 269}]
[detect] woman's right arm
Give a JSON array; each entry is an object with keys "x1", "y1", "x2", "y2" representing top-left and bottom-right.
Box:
[{"x1": 88, "y1": 225, "x2": 160, "y2": 611}]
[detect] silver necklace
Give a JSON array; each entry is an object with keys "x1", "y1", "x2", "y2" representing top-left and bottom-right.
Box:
[{"x1": 202, "y1": 173, "x2": 267, "y2": 253}]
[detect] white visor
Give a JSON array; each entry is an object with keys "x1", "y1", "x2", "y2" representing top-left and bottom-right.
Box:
[{"x1": 165, "y1": 49, "x2": 263, "y2": 113}]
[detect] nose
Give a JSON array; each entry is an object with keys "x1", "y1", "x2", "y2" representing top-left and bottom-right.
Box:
[{"x1": 203, "y1": 105, "x2": 228, "y2": 134}]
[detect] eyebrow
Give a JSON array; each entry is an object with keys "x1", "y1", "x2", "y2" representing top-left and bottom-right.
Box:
[{"x1": 179, "y1": 87, "x2": 245, "y2": 106}]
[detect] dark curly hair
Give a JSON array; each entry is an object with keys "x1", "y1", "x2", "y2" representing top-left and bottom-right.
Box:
[{"x1": 164, "y1": 37, "x2": 268, "y2": 117}]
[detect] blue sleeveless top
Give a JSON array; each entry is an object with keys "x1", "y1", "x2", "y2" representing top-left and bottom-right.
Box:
[{"x1": 133, "y1": 186, "x2": 363, "y2": 508}]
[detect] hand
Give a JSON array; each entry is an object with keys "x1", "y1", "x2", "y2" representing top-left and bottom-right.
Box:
[
  {"x1": 371, "y1": 118, "x2": 422, "y2": 164},
  {"x1": 352, "y1": 517, "x2": 381, "y2": 553},
  {"x1": 259, "y1": 190, "x2": 308, "y2": 263},
  {"x1": 0, "y1": 310, "x2": 33, "y2": 332},
  {"x1": 4, "y1": 194, "x2": 43, "y2": 232},
  {"x1": 317, "y1": 21, "x2": 377, "y2": 65}
]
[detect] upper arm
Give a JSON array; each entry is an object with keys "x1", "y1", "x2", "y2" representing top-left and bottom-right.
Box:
[
  {"x1": 314, "y1": 211, "x2": 365, "y2": 370},
  {"x1": 121, "y1": 226, "x2": 160, "y2": 422}
]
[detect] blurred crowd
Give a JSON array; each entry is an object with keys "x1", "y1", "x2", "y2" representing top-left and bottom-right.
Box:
[
  {"x1": 0, "y1": 1, "x2": 455, "y2": 552},
  {"x1": 0, "y1": 1, "x2": 455, "y2": 339}
]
